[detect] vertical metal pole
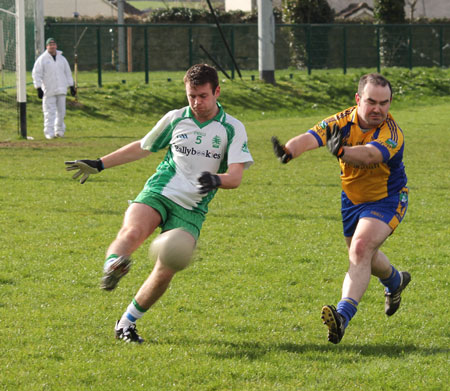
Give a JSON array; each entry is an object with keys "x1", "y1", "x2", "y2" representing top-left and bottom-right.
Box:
[
  {"x1": 117, "y1": 0, "x2": 126, "y2": 72},
  {"x1": 97, "y1": 28, "x2": 102, "y2": 87},
  {"x1": 343, "y1": 26, "x2": 347, "y2": 75},
  {"x1": 258, "y1": 0, "x2": 275, "y2": 84},
  {"x1": 188, "y1": 26, "x2": 192, "y2": 67},
  {"x1": 306, "y1": 25, "x2": 312, "y2": 75},
  {"x1": 127, "y1": 27, "x2": 132, "y2": 72},
  {"x1": 376, "y1": 26, "x2": 381, "y2": 73},
  {"x1": 16, "y1": 0, "x2": 26, "y2": 138},
  {"x1": 408, "y1": 25, "x2": 413, "y2": 70},
  {"x1": 34, "y1": 0, "x2": 44, "y2": 57},
  {"x1": 230, "y1": 26, "x2": 235, "y2": 80},
  {"x1": 144, "y1": 27, "x2": 149, "y2": 84}
]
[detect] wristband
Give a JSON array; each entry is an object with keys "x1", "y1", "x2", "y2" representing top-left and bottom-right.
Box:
[{"x1": 96, "y1": 159, "x2": 105, "y2": 172}]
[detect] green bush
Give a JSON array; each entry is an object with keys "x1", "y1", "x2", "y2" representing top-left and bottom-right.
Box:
[
  {"x1": 282, "y1": 0, "x2": 334, "y2": 24},
  {"x1": 374, "y1": 0, "x2": 406, "y2": 24},
  {"x1": 282, "y1": 0, "x2": 334, "y2": 69}
]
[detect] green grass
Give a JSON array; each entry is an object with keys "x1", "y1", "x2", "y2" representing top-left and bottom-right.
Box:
[
  {"x1": 129, "y1": 1, "x2": 223, "y2": 11},
  {"x1": 0, "y1": 68, "x2": 449, "y2": 390}
]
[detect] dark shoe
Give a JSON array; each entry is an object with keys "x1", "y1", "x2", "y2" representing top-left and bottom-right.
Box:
[
  {"x1": 115, "y1": 320, "x2": 144, "y2": 344},
  {"x1": 385, "y1": 271, "x2": 411, "y2": 316},
  {"x1": 321, "y1": 305, "x2": 346, "y2": 344},
  {"x1": 100, "y1": 256, "x2": 131, "y2": 291}
]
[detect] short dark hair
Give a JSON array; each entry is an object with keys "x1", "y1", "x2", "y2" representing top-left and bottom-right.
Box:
[
  {"x1": 358, "y1": 73, "x2": 392, "y2": 98},
  {"x1": 183, "y1": 64, "x2": 219, "y2": 93}
]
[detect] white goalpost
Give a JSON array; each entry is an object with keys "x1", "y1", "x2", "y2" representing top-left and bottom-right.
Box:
[
  {"x1": 16, "y1": 0, "x2": 26, "y2": 138},
  {"x1": 0, "y1": 0, "x2": 27, "y2": 139}
]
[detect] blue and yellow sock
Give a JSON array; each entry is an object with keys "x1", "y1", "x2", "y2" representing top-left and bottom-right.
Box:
[
  {"x1": 337, "y1": 297, "x2": 359, "y2": 328},
  {"x1": 379, "y1": 266, "x2": 401, "y2": 293}
]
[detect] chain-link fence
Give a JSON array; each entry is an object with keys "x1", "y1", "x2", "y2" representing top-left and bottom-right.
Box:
[{"x1": 44, "y1": 22, "x2": 449, "y2": 85}]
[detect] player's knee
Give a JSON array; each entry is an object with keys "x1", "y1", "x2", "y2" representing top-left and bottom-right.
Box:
[
  {"x1": 118, "y1": 225, "x2": 147, "y2": 245},
  {"x1": 149, "y1": 228, "x2": 196, "y2": 271},
  {"x1": 349, "y1": 237, "x2": 373, "y2": 263}
]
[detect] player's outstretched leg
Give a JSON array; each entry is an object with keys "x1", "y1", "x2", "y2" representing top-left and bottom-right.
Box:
[
  {"x1": 321, "y1": 305, "x2": 346, "y2": 344},
  {"x1": 384, "y1": 271, "x2": 411, "y2": 316},
  {"x1": 114, "y1": 320, "x2": 144, "y2": 344},
  {"x1": 100, "y1": 255, "x2": 132, "y2": 291}
]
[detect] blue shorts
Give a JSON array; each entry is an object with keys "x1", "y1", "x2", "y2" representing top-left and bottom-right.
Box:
[{"x1": 341, "y1": 187, "x2": 409, "y2": 237}]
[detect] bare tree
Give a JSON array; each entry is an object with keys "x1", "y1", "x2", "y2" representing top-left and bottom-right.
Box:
[{"x1": 406, "y1": 0, "x2": 418, "y2": 21}]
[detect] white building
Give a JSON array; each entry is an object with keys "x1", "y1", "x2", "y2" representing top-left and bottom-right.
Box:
[
  {"x1": 328, "y1": 0, "x2": 450, "y2": 20},
  {"x1": 225, "y1": 0, "x2": 282, "y2": 12},
  {"x1": 226, "y1": 0, "x2": 450, "y2": 20},
  {"x1": 43, "y1": 0, "x2": 141, "y2": 18}
]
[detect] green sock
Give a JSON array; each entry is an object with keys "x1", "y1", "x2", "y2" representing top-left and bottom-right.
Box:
[{"x1": 104, "y1": 254, "x2": 118, "y2": 271}]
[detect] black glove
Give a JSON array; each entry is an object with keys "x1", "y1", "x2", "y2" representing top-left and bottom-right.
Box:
[
  {"x1": 198, "y1": 171, "x2": 221, "y2": 194},
  {"x1": 271, "y1": 136, "x2": 292, "y2": 164},
  {"x1": 326, "y1": 124, "x2": 345, "y2": 158},
  {"x1": 65, "y1": 159, "x2": 104, "y2": 184},
  {"x1": 70, "y1": 86, "x2": 77, "y2": 97},
  {"x1": 37, "y1": 87, "x2": 44, "y2": 99}
]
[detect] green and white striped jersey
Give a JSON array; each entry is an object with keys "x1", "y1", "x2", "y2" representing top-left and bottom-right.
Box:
[{"x1": 140, "y1": 103, "x2": 253, "y2": 213}]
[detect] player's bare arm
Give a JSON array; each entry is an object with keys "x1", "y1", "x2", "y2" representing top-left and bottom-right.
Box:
[
  {"x1": 285, "y1": 132, "x2": 320, "y2": 159},
  {"x1": 197, "y1": 163, "x2": 245, "y2": 194},
  {"x1": 65, "y1": 141, "x2": 152, "y2": 184},
  {"x1": 101, "y1": 140, "x2": 151, "y2": 169},
  {"x1": 272, "y1": 132, "x2": 319, "y2": 164},
  {"x1": 340, "y1": 144, "x2": 383, "y2": 166},
  {"x1": 218, "y1": 163, "x2": 245, "y2": 189}
]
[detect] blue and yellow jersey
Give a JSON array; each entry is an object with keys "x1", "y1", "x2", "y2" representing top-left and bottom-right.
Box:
[{"x1": 308, "y1": 106, "x2": 407, "y2": 204}]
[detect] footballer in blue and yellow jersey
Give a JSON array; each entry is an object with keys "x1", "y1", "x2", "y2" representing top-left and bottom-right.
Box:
[{"x1": 308, "y1": 106, "x2": 407, "y2": 205}]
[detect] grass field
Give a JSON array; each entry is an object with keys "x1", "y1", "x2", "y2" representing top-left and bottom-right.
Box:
[
  {"x1": 129, "y1": 1, "x2": 223, "y2": 11},
  {"x1": 0, "y1": 69, "x2": 449, "y2": 390}
]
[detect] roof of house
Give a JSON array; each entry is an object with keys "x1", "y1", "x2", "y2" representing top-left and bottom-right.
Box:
[
  {"x1": 328, "y1": 0, "x2": 450, "y2": 19},
  {"x1": 336, "y1": 2, "x2": 373, "y2": 20}
]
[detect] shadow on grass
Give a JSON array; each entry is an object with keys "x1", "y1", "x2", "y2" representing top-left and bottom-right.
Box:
[
  {"x1": 148, "y1": 336, "x2": 449, "y2": 361},
  {"x1": 208, "y1": 211, "x2": 339, "y2": 221},
  {"x1": 0, "y1": 278, "x2": 15, "y2": 285},
  {"x1": 277, "y1": 341, "x2": 448, "y2": 357},
  {"x1": 51, "y1": 207, "x2": 124, "y2": 216},
  {"x1": 70, "y1": 135, "x2": 137, "y2": 140}
]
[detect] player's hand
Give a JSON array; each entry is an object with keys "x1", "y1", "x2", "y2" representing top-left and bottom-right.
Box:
[
  {"x1": 198, "y1": 171, "x2": 221, "y2": 194},
  {"x1": 271, "y1": 136, "x2": 292, "y2": 164},
  {"x1": 65, "y1": 159, "x2": 104, "y2": 184},
  {"x1": 37, "y1": 87, "x2": 44, "y2": 99},
  {"x1": 70, "y1": 86, "x2": 77, "y2": 97},
  {"x1": 326, "y1": 124, "x2": 345, "y2": 158}
]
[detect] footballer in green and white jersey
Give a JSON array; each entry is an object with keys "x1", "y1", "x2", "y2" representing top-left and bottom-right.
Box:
[{"x1": 140, "y1": 103, "x2": 253, "y2": 214}]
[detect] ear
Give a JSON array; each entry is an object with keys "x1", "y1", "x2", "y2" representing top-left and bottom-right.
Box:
[
  {"x1": 214, "y1": 85, "x2": 221, "y2": 98},
  {"x1": 355, "y1": 92, "x2": 360, "y2": 105}
]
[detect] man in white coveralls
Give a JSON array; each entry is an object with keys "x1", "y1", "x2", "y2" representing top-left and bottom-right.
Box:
[
  {"x1": 32, "y1": 37, "x2": 76, "y2": 139},
  {"x1": 65, "y1": 64, "x2": 253, "y2": 343}
]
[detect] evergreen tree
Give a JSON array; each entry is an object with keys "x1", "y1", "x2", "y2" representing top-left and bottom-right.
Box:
[
  {"x1": 374, "y1": 0, "x2": 406, "y2": 24},
  {"x1": 283, "y1": 0, "x2": 334, "y2": 24}
]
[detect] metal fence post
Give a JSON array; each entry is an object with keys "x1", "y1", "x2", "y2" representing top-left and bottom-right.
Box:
[
  {"x1": 343, "y1": 25, "x2": 347, "y2": 75},
  {"x1": 231, "y1": 26, "x2": 235, "y2": 80},
  {"x1": 97, "y1": 27, "x2": 102, "y2": 87},
  {"x1": 144, "y1": 27, "x2": 149, "y2": 84},
  {"x1": 188, "y1": 27, "x2": 193, "y2": 67},
  {"x1": 306, "y1": 25, "x2": 312, "y2": 75},
  {"x1": 376, "y1": 26, "x2": 381, "y2": 73},
  {"x1": 408, "y1": 25, "x2": 413, "y2": 70}
]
